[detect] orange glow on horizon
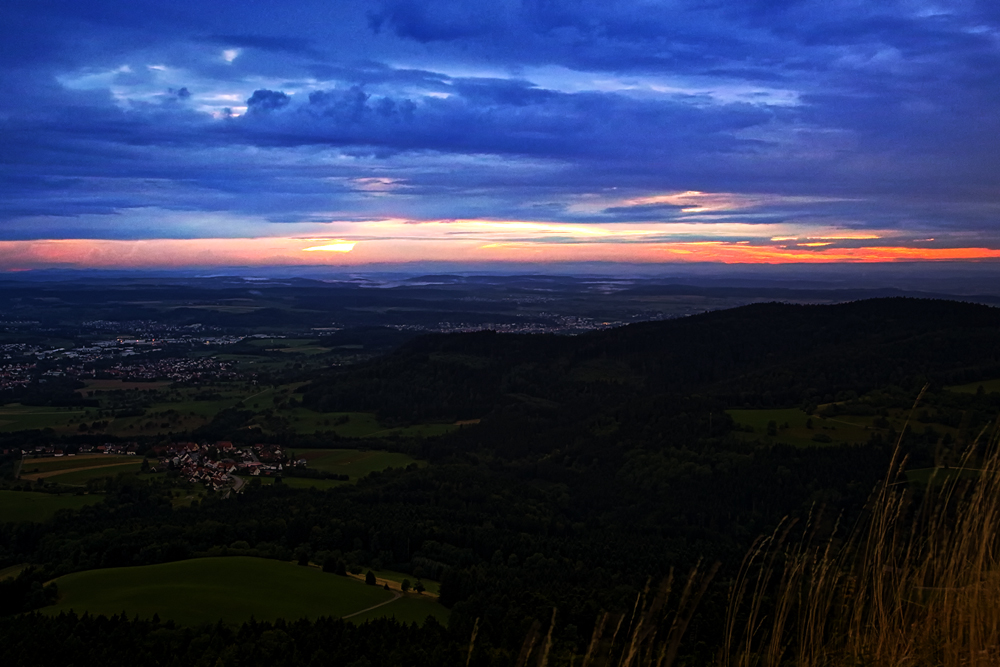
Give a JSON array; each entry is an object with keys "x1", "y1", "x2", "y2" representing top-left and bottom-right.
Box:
[
  {"x1": 302, "y1": 240, "x2": 356, "y2": 252},
  {"x1": 0, "y1": 235, "x2": 999, "y2": 269}
]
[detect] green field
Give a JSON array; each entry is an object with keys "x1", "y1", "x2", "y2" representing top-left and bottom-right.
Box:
[
  {"x1": 728, "y1": 408, "x2": 875, "y2": 447},
  {"x1": 0, "y1": 490, "x2": 103, "y2": 522},
  {"x1": 44, "y1": 557, "x2": 396, "y2": 625},
  {"x1": 294, "y1": 449, "x2": 421, "y2": 477},
  {"x1": 244, "y1": 338, "x2": 331, "y2": 356},
  {"x1": 255, "y1": 449, "x2": 422, "y2": 490},
  {"x1": 276, "y1": 409, "x2": 381, "y2": 436},
  {"x1": 0, "y1": 563, "x2": 29, "y2": 580},
  {"x1": 947, "y1": 378, "x2": 1000, "y2": 394},
  {"x1": 1, "y1": 383, "x2": 275, "y2": 436},
  {"x1": 376, "y1": 422, "x2": 460, "y2": 438},
  {"x1": 3, "y1": 381, "x2": 458, "y2": 440},
  {"x1": 727, "y1": 404, "x2": 962, "y2": 448},
  {"x1": 44, "y1": 463, "x2": 144, "y2": 486},
  {"x1": 20, "y1": 455, "x2": 135, "y2": 476},
  {"x1": 282, "y1": 408, "x2": 458, "y2": 438},
  {"x1": 0, "y1": 405, "x2": 87, "y2": 432},
  {"x1": 244, "y1": 338, "x2": 313, "y2": 348},
  {"x1": 19, "y1": 453, "x2": 145, "y2": 487}
]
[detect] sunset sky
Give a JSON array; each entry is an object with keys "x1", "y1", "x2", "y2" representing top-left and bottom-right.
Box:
[{"x1": 3, "y1": 1, "x2": 1000, "y2": 269}]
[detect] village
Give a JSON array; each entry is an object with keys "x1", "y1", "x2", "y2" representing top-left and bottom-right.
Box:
[
  {"x1": 0, "y1": 326, "x2": 286, "y2": 391},
  {"x1": 1, "y1": 357, "x2": 242, "y2": 391},
  {"x1": 13, "y1": 441, "x2": 306, "y2": 492},
  {"x1": 149, "y1": 441, "x2": 304, "y2": 491}
]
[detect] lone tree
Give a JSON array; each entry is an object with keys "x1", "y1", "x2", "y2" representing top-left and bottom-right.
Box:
[
  {"x1": 401, "y1": 579, "x2": 411, "y2": 593},
  {"x1": 414, "y1": 580, "x2": 425, "y2": 594},
  {"x1": 365, "y1": 570, "x2": 376, "y2": 586}
]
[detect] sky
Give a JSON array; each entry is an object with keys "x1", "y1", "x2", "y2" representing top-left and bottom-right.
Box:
[{"x1": 3, "y1": 0, "x2": 1000, "y2": 269}]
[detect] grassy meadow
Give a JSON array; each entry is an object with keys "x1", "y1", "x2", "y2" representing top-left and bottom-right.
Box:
[
  {"x1": 727, "y1": 408, "x2": 874, "y2": 446},
  {"x1": 44, "y1": 557, "x2": 397, "y2": 625},
  {"x1": 20, "y1": 454, "x2": 135, "y2": 475},
  {"x1": 3, "y1": 379, "x2": 459, "y2": 440},
  {"x1": 243, "y1": 338, "x2": 332, "y2": 356},
  {"x1": 0, "y1": 405, "x2": 88, "y2": 433},
  {"x1": 255, "y1": 449, "x2": 423, "y2": 490},
  {"x1": 728, "y1": 403, "x2": 959, "y2": 448},
  {"x1": 0, "y1": 490, "x2": 102, "y2": 523},
  {"x1": 19, "y1": 454, "x2": 143, "y2": 486},
  {"x1": 946, "y1": 377, "x2": 1000, "y2": 394},
  {"x1": 43, "y1": 463, "x2": 144, "y2": 486},
  {"x1": 0, "y1": 563, "x2": 29, "y2": 580},
  {"x1": 293, "y1": 449, "x2": 420, "y2": 476},
  {"x1": 278, "y1": 407, "x2": 458, "y2": 438}
]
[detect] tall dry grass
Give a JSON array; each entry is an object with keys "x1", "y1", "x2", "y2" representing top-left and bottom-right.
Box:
[
  {"x1": 722, "y1": 386, "x2": 1000, "y2": 667},
  {"x1": 507, "y1": 560, "x2": 719, "y2": 667}
]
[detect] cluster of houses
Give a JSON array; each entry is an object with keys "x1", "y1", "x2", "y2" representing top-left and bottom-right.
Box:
[
  {"x1": 95, "y1": 357, "x2": 239, "y2": 382},
  {"x1": 8, "y1": 440, "x2": 306, "y2": 494},
  {"x1": 149, "y1": 441, "x2": 299, "y2": 491},
  {"x1": 3, "y1": 351, "x2": 241, "y2": 390},
  {"x1": 7, "y1": 437, "x2": 315, "y2": 494},
  {"x1": 388, "y1": 314, "x2": 628, "y2": 335},
  {"x1": 82, "y1": 319, "x2": 189, "y2": 333},
  {"x1": 0, "y1": 362, "x2": 35, "y2": 390},
  {"x1": 1, "y1": 326, "x2": 283, "y2": 387},
  {"x1": 17, "y1": 442, "x2": 139, "y2": 458}
]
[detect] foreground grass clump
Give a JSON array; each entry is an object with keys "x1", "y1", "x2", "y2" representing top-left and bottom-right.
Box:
[
  {"x1": 44, "y1": 556, "x2": 397, "y2": 625},
  {"x1": 723, "y1": 389, "x2": 1000, "y2": 667}
]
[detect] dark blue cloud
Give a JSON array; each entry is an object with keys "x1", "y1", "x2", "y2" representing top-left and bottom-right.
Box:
[
  {"x1": 246, "y1": 89, "x2": 291, "y2": 113},
  {"x1": 1, "y1": 0, "x2": 1000, "y2": 243}
]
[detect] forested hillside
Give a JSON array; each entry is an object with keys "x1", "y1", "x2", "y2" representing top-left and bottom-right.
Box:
[{"x1": 303, "y1": 298, "x2": 1000, "y2": 421}]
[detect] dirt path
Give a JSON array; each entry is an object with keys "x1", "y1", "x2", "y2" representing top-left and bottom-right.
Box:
[
  {"x1": 820, "y1": 416, "x2": 878, "y2": 430},
  {"x1": 20, "y1": 461, "x2": 140, "y2": 481},
  {"x1": 243, "y1": 386, "x2": 275, "y2": 404},
  {"x1": 341, "y1": 590, "x2": 402, "y2": 619},
  {"x1": 25, "y1": 454, "x2": 116, "y2": 463},
  {"x1": 0, "y1": 410, "x2": 84, "y2": 415},
  {"x1": 344, "y1": 571, "x2": 439, "y2": 599}
]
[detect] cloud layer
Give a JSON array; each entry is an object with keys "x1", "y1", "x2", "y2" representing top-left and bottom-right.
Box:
[{"x1": 2, "y1": 0, "x2": 1000, "y2": 265}]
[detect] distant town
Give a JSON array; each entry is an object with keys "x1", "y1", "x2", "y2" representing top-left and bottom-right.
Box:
[
  {"x1": 0, "y1": 328, "x2": 272, "y2": 390},
  {"x1": 16, "y1": 441, "x2": 307, "y2": 492}
]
